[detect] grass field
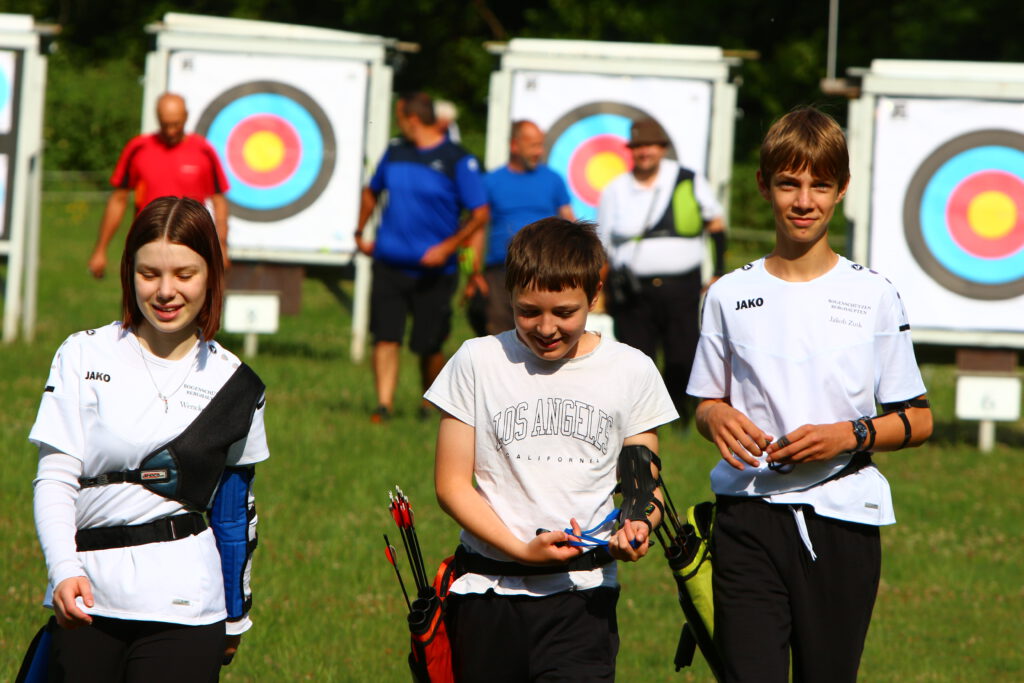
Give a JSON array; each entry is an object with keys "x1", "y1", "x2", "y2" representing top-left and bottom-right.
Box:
[{"x1": 1, "y1": 196, "x2": 1023, "y2": 681}]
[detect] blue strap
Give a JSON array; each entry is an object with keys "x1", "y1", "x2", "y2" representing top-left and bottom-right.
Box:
[
  {"x1": 563, "y1": 508, "x2": 620, "y2": 548},
  {"x1": 562, "y1": 508, "x2": 645, "y2": 549}
]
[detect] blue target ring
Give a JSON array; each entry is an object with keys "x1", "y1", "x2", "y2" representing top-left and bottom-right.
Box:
[
  {"x1": 207, "y1": 94, "x2": 322, "y2": 209},
  {"x1": 195, "y1": 81, "x2": 336, "y2": 222},
  {"x1": 545, "y1": 102, "x2": 674, "y2": 221},
  {"x1": 920, "y1": 146, "x2": 1024, "y2": 284},
  {"x1": 904, "y1": 130, "x2": 1024, "y2": 300}
]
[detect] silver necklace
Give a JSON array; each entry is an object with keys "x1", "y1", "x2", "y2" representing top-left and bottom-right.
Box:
[{"x1": 136, "y1": 337, "x2": 199, "y2": 413}]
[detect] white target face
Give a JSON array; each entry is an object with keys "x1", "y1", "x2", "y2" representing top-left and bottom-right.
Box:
[
  {"x1": 509, "y1": 71, "x2": 713, "y2": 221},
  {"x1": 0, "y1": 49, "x2": 18, "y2": 241},
  {"x1": 0, "y1": 50, "x2": 14, "y2": 135},
  {"x1": 870, "y1": 97, "x2": 1024, "y2": 336},
  {"x1": 168, "y1": 51, "x2": 368, "y2": 257}
]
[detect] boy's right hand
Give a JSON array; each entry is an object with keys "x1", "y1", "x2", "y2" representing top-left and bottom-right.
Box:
[
  {"x1": 520, "y1": 522, "x2": 585, "y2": 565},
  {"x1": 697, "y1": 399, "x2": 773, "y2": 471}
]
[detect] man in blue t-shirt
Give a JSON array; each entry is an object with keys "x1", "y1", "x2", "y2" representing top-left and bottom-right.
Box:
[
  {"x1": 355, "y1": 92, "x2": 489, "y2": 422},
  {"x1": 465, "y1": 120, "x2": 573, "y2": 335}
]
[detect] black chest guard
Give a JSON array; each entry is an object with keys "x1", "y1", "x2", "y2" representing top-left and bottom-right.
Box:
[{"x1": 79, "y1": 363, "x2": 266, "y2": 511}]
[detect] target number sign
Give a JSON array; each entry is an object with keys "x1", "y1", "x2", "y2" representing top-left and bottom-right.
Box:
[
  {"x1": 195, "y1": 80, "x2": 336, "y2": 223},
  {"x1": 903, "y1": 129, "x2": 1024, "y2": 300},
  {"x1": 545, "y1": 102, "x2": 675, "y2": 221}
]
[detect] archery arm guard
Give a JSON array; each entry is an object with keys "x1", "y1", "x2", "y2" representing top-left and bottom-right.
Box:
[
  {"x1": 210, "y1": 466, "x2": 258, "y2": 635},
  {"x1": 617, "y1": 444, "x2": 665, "y2": 532},
  {"x1": 879, "y1": 396, "x2": 931, "y2": 449}
]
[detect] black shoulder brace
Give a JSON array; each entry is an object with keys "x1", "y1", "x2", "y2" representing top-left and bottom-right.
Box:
[
  {"x1": 618, "y1": 444, "x2": 664, "y2": 531},
  {"x1": 79, "y1": 364, "x2": 265, "y2": 510}
]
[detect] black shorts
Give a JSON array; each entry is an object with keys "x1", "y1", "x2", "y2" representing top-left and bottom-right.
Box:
[
  {"x1": 370, "y1": 261, "x2": 458, "y2": 355},
  {"x1": 445, "y1": 587, "x2": 619, "y2": 682}
]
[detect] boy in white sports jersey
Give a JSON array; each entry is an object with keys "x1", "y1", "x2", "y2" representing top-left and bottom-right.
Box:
[
  {"x1": 687, "y1": 107, "x2": 933, "y2": 682},
  {"x1": 426, "y1": 217, "x2": 677, "y2": 681}
]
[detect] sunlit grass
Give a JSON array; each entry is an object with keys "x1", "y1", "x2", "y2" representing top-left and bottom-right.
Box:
[{"x1": 1, "y1": 198, "x2": 1021, "y2": 681}]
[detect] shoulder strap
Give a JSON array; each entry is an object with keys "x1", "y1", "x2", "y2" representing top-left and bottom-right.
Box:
[{"x1": 80, "y1": 364, "x2": 266, "y2": 510}]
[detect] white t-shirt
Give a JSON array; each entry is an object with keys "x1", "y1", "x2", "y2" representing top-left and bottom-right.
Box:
[
  {"x1": 597, "y1": 158, "x2": 723, "y2": 276},
  {"x1": 424, "y1": 330, "x2": 678, "y2": 596},
  {"x1": 687, "y1": 257, "x2": 927, "y2": 525},
  {"x1": 29, "y1": 322, "x2": 269, "y2": 628}
]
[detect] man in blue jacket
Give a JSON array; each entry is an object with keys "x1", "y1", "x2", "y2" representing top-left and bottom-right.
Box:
[{"x1": 355, "y1": 92, "x2": 489, "y2": 422}]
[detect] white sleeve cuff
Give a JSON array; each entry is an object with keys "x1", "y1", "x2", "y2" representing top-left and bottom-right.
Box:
[
  {"x1": 34, "y1": 449, "x2": 85, "y2": 586},
  {"x1": 226, "y1": 615, "x2": 253, "y2": 636}
]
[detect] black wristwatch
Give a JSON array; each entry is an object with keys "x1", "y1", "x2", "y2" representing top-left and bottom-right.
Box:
[{"x1": 850, "y1": 419, "x2": 868, "y2": 451}]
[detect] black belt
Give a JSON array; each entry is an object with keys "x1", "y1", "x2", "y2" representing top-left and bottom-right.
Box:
[
  {"x1": 75, "y1": 512, "x2": 207, "y2": 552},
  {"x1": 454, "y1": 544, "x2": 614, "y2": 577},
  {"x1": 636, "y1": 268, "x2": 701, "y2": 288}
]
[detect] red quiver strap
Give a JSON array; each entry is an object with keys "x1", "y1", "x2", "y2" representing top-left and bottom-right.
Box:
[{"x1": 408, "y1": 555, "x2": 459, "y2": 683}]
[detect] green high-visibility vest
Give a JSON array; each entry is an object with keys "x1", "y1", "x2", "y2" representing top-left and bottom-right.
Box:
[{"x1": 644, "y1": 167, "x2": 704, "y2": 239}]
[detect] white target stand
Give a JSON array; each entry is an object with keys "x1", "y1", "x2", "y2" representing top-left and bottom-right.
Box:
[
  {"x1": 223, "y1": 290, "x2": 280, "y2": 358},
  {"x1": 142, "y1": 13, "x2": 409, "y2": 362},
  {"x1": 0, "y1": 15, "x2": 49, "y2": 343},
  {"x1": 954, "y1": 350, "x2": 1021, "y2": 453}
]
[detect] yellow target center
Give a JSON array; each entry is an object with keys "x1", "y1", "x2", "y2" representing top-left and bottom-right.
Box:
[
  {"x1": 585, "y1": 152, "x2": 628, "y2": 192},
  {"x1": 243, "y1": 131, "x2": 286, "y2": 172},
  {"x1": 967, "y1": 191, "x2": 1017, "y2": 239}
]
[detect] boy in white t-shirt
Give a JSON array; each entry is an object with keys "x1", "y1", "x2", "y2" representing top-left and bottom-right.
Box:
[
  {"x1": 426, "y1": 217, "x2": 677, "y2": 681},
  {"x1": 687, "y1": 107, "x2": 933, "y2": 682}
]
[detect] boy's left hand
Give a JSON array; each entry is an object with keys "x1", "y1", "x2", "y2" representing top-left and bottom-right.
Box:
[
  {"x1": 608, "y1": 520, "x2": 651, "y2": 563},
  {"x1": 765, "y1": 422, "x2": 855, "y2": 466}
]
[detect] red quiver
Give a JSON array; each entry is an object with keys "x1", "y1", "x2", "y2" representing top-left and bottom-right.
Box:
[{"x1": 408, "y1": 555, "x2": 459, "y2": 683}]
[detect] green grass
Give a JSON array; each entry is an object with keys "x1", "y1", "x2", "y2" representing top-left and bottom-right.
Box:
[{"x1": 2, "y1": 198, "x2": 1023, "y2": 681}]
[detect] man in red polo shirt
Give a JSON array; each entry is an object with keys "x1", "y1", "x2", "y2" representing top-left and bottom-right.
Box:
[{"x1": 88, "y1": 92, "x2": 230, "y2": 278}]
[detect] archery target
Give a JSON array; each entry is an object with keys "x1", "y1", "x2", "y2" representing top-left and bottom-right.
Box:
[
  {"x1": 903, "y1": 130, "x2": 1024, "y2": 299},
  {"x1": 195, "y1": 81, "x2": 336, "y2": 222},
  {"x1": 510, "y1": 71, "x2": 712, "y2": 221},
  {"x1": 869, "y1": 96, "x2": 1024, "y2": 336},
  {"x1": 545, "y1": 102, "x2": 676, "y2": 219},
  {"x1": 167, "y1": 50, "x2": 367, "y2": 257}
]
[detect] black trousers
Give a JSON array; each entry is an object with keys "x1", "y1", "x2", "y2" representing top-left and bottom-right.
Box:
[
  {"x1": 49, "y1": 616, "x2": 225, "y2": 683},
  {"x1": 445, "y1": 587, "x2": 619, "y2": 682},
  {"x1": 611, "y1": 268, "x2": 701, "y2": 416},
  {"x1": 711, "y1": 497, "x2": 881, "y2": 683}
]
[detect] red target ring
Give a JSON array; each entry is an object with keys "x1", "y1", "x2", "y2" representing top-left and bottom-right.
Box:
[
  {"x1": 946, "y1": 170, "x2": 1024, "y2": 259},
  {"x1": 568, "y1": 134, "x2": 633, "y2": 207},
  {"x1": 226, "y1": 114, "x2": 301, "y2": 187}
]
